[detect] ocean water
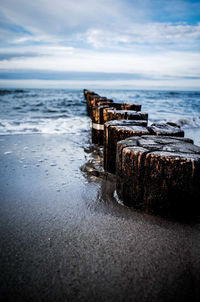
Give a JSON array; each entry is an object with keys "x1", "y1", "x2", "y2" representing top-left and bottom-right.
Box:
[{"x1": 0, "y1": 88, "x2": 200, "y2": 145}]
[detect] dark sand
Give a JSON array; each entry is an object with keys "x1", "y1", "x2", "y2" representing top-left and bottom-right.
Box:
[{"x1": 0, "y1": 133, "x2": 200, "y2": 302}]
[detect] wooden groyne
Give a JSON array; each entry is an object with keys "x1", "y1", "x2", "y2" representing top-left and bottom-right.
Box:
[{"x1": 83, "y1": 89, "x2": 200, "y2": 218}]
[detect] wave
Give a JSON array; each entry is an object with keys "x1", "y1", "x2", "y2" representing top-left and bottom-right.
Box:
[
  {"x1": 0, "y1": 116, "x2": 89, "y2": 135},
  {"x1": 0, "y1": 88, "x2": 200, "y2": 137},
  {"x1": 43, "y1": 108, "x2": 59, "y2": 113},
  {"x1": 168, "y1": 91, "x2": 180, "y2": 96},
  {"x1": 0, "y1": 89, "x2": 25, "y2": 95},
  {"x1": 178, "y1": 117, "x2": 200, "y2": 128},
  {"x1": 1, "y1": 115, "x2": 200, "y2": 136},
  {"x1": 149, "y1": 116, "x2": 200, "y2": 129},
  {"x1": 12, "y1": 106, "x2": 22, "y2": 110}
]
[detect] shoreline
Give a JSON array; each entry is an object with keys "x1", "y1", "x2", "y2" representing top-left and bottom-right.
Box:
[
  {"x1": 1, "y1": 133, "x2": 200, "y2": 301},
  {"x1": 0, "y1": 124, "x2": 200, "y2": 146}
]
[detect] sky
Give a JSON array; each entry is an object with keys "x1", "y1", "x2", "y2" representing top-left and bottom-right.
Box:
[{"x1": 0, "y1": 0, "x2": 200, "y2": 89}]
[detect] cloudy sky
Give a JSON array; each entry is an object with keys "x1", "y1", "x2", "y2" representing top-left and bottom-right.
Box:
[{"x1": 0, "y1": 0, "x2": 200, "y2": 89}]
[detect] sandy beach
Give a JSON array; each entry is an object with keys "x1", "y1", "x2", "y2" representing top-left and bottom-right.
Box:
[{"x1": 0, "y1": 133, "x2": 200, "y2": 302}]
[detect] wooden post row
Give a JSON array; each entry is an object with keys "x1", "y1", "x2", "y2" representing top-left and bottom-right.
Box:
[{"x1": 83, "y1": 89, "x2": 200, "y2": 219}]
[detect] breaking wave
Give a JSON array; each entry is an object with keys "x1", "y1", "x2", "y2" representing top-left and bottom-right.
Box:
[{"x1": 0, "y1": 88, "x2": 200, "y2": 137}]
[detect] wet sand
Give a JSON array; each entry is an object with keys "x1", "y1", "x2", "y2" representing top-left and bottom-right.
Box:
[{"x1": 0, "y1": 133, "x2": 200, "y2": 302}]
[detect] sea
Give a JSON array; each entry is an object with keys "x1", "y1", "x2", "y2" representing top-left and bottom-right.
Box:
[{"x1": 0, "y1": 88, "x2": 200, "y2": 146}]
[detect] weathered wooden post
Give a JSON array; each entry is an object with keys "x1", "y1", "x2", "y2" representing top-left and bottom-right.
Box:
[
  {"x1": 111, "y1": 103, "x2": 141, "y2": 111},
  {"x1": 104, "y1": 122, "x2": 184, "y2": 174},
  {"x1": 86, "y1": 92, "x2": 100, "y2": 116},
  {"x1": 116, "y1": 135, "x2": 200, "y2": 218},
  {"x1": 89, "y1": 97, "x2": 113, "y2": 115},
  {"x1": 91, "y1": 107, "x2": 147, "y2": 145},
  {"x1": 83, "y1": 89, "x2": 90, "y2": 100},
  {"x1": 103, "y1": 109, "x2": 148, "y2": 124},
  {"x1": 91, "y1": 105, "x2": 110, "y2": 144},
  {"x1": 147, "y1": 122, "x2": 184, "y2": 137},
  {"x1": 104, "y1": 122, "x2": 149, "y2": 173}
]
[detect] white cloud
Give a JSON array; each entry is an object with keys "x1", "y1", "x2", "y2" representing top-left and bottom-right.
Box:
[
  {"x1": 0, "y1": 0, "x2": 126, "y2": 37},
  {"x1": 1, "y1": 0, "x2": 200, "y2": 50},
  {"x1": 0, "y1": 45, "x2": 75, "y2": 61},
  {"x1": 0, "y1": 46, "x2": 200, "y2": 79},
  {"x1": 85, "y1": 23, "x2": 200, "y2": 48}
]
